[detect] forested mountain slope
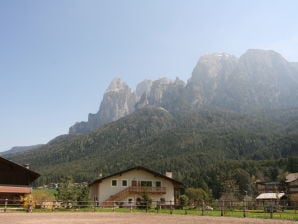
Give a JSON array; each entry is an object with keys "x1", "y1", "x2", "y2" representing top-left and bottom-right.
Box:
[{"x1": 5, "y1": 107, "x2": 298, "y2": 198}]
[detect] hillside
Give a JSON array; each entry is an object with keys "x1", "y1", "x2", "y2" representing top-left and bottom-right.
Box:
[
  {"x1": 5, "y1": 49, "x2": 298, "y2": 199},
  {"x1": 5, "y1": 106, "x2": 298, "y2": 198},
  {"x1": 0, "y1": 144, "x2": 44, "y2": 156}
]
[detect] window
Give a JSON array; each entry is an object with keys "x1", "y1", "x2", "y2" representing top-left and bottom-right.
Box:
[
  {"x1": 128, "y1": 198, "x2": 133, "y2": 204},
  {"x1": 122, "y1": 180, "x2": 128, "y2": 187},
  {"x1": 156, "y1": 181, "x2": 161, "y2": 187},
  {"x1": 111, "y1": 179, "x2": 117, "y2": 186},
  {"x1": 140, "y1": 181, "x2": 152, "y2": 187}
]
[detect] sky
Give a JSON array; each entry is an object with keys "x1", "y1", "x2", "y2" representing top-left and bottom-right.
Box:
[{"x1": 1, "y1": 0, "x2": 298, "y2": 151}]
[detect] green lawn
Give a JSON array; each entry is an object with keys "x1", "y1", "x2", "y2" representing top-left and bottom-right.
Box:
[{"x1": 30, "y1": 206, "x2": 298, "y2": 221}]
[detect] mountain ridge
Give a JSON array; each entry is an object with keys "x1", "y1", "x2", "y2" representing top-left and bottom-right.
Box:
[
  {"x1": 4, "y1": 49, "x2": 298, "y2": 199},
  {"x1": 69, "y1": 49, "x2": 298, "y2": 134}
]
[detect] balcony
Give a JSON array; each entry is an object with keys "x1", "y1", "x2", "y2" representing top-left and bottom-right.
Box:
[{"x1": 128, "y1": 186, "x2": 166, "y2": 194}]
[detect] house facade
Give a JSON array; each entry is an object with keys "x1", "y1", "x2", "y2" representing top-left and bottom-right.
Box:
[
  {"x1": 255, "y1": 180, "x2": 283, "y2": 194},
  {"x1": 0, "y1": 156, "x2": 40, "y2": 202},
  {"x1": 89, "y1": 166, "x2": 183, "y2": 207},
  {"x1": 285, "y1": 173, "x2": 298, "y2": 205}
]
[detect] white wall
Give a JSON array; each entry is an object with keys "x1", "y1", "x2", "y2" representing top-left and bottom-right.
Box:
[{"x1": 90, "y1": 169, "x2": 176, "y2": 204}]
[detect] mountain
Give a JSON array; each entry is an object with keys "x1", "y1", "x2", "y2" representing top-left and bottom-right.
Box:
[
  {"x1": 0, "y1": 144, "x2": 45, "y2": 156},
  {"x1": 5, "y1": 107, "x2": 298, "y2": 188},
  {"x1": 69, "y1": 49, "x2": 298, "y2": 134},
  {"x1": 185, "y1": 53, "x2": 238, "y2": 108},
  {"x1": 69, "y1": 78, "x2": 136, "y2": 134},
  {"x1": 4, "y1": 49, "x2": 298, "y2": 198},
  {"x1": 219, "y1": 49, "x2": 298, "y2": 111}
]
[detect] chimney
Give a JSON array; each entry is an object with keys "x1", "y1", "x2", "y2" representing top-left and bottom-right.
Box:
[
  {"x1": 23, "y1": 164, "x2": 30, "y2": 169},
  {"x1": 165, "y1": 172, "x2": 172, "y2": 178}
]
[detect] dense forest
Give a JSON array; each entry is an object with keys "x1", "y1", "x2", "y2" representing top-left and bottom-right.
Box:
[{"x1": 5, "y1": 106, "x2": 298, "y2": 199}]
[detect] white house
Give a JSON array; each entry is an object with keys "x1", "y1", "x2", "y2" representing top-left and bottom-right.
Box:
[{"x1": 89, "y1": 166, "x2": 183, "y2": 207}]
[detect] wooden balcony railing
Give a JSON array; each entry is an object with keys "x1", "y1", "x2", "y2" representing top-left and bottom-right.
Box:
[{"x1": 128, "y1": 186, "x2": 166, "y2": 194}]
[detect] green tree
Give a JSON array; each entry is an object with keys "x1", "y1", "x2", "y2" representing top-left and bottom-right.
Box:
[
  {"x1": 232, "y1": 168, "x2": 251, "y2": 199},
  {"x1": 179, "y1": 194, "x2": 189, "y2": 208},
  {"x1": 220, "y1": 179, "x2": 239, "y2": 201},
  {"x1": 55, "y1": 177, "x2": 89, "y2": 204},
  {"x1": 185, "y1": 188, "x2": 209, "y2": 205}
]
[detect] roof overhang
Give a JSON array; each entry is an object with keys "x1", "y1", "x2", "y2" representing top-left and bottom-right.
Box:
[
  {"x1": 256, "y1": 193, "x2": 285, "y2": 200},
  {"x1": 89, "y1": 166, "x2": 183, "y2": 187},
  {"x1": 0, "y1": 185, "x2": 32, "y2": 194}
]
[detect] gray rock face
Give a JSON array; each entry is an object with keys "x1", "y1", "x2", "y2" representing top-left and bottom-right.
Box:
[
  {"x1": 148, "y1": 78, "x2": 175, "y2": 106},
  {"x1": 186, "y1": 53, "x2": 238, "y2": 107},
  {"x1": 97, "y1": 77, "x2": 136, "y2": 124},
  {"x1": 135, "y1": 80, "x2": 152, "y2": 100},
  {"x1": 134, "y1": 80, "x2": 153, "y2": 110},
  {"x1": 185, "y1": 49, "x2": 298, "y2": 111},
  {"x1": 290, "y1": 62, "x2": 298, "y2": 82},
  {"x1": 213, "y1": 49, "x2": 298, "y2": 111},
  {"x1": 69, "y1": 49, "x2": 298, "y2": 134},
  {"x1": 69, "y1": 78, "x2": 136, "y2": 134}
]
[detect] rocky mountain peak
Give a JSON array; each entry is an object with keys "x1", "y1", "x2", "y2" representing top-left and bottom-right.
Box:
[
  {"x1": 69, "y1": 78, "x2": 136, "y2": 134},
  {"x1": 239, "y1": 49, "x2": 288, "y2": 70},
  {"x1": 186, "y1": 52, "x2": 238, "y2": 107},
  {"x1": 148, "y1": 78, "x2": 175, "y2": 106},
  {"x1": 191, "y1": 53, "x2": 238, "y2": 80},
  {"x1": 105, "y1": 77, "x2": 130, "y2": 93},
  {"x1": 70, "y1": 49, "x2": 298, "y2": 134},
  {"x1": 135, "y1": 79, "x2": 153, "y2": 100}
]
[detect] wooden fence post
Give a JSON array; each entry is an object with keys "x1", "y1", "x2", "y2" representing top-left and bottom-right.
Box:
[
  {"x1": 27, "y1": 200, "x2": 32, "y2": 213},
  {"x1": 93, "y1": 201, "x2": 96, "y2": 212},
  {"x1": 201, "y1": 200, "x2": 204, "y2": 216},
  {"x1": 4, "y1": 198, "x2": 8, "y2": 213},
  {"x1": 243, "y1": 199, "x2": 246, "y2": 218},
  {"x1": 220, "y1": 201, "x2": 224, "y2": 216}
]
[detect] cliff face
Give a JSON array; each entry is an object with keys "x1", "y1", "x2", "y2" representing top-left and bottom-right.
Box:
[
  {"x1": 69, "y1": 78, "x2": 136, "y2": 134},
  {"x1": 185, "y1": 53, "x2": 238, "y2": 108},
  {"x1": 212, "y1": 49, "x2": 298, "y2": 111},
  {"x1": 69, "y1": 49, "x2": 298, "y2": 134}
]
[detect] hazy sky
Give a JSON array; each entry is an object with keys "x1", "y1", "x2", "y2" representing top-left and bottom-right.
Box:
[{"x1": 1, "y1": 0, "x2": 298, "y2": 151}]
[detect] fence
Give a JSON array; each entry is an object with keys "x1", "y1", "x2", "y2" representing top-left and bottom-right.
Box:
[{"x1": 0, "y1": 198, "x2": 297, "y2": 220}]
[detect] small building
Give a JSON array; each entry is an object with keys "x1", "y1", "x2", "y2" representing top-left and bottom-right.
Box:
[
  {"x1": 255, "y1": 180, "x2": 283, "y2": 194},
  {"x1": 256, "y1": 192, "x2": 286, "y2": 200},
  {"x1": 0, "y1": 156, "x2": 40, "y2": 202},
  {"x1": 89, "y1": 166, "x2": 183, "y2": 207},
  {"x1": 285, "y1": 173, "x2": 298, "y2": 205},
  {"x1": 256, "y1": 193, "x2": 287, "y2": 210}
]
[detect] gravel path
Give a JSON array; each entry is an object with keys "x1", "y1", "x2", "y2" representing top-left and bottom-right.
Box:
[{"x1": 0, "y1": 212, "x2": 296, "y2": 224}]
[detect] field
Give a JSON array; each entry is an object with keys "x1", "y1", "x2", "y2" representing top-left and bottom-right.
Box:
[{"x1": 0, "y1": 212, "x2": 297, "y2": 224}]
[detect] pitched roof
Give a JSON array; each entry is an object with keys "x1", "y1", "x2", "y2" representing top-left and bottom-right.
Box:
[
  {"x1": 0, "y1": 156, "x2": 40, "y2": 185},
  {"x1": 256, "y1": 193, "x2": 285, "y2": 200},
  {"x1": 89, "y1": 166, "x2": 183, "y2": 186},
  {"x1": 285, "y1": 173, "x2": 298, "y2": 183}
]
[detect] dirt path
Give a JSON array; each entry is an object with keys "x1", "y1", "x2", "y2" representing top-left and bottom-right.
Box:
[{"x1": 0, "y1": 212, "x2": 296, "y2": 224}]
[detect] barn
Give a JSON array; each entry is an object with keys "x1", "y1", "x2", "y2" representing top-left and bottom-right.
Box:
[{"x1": 0, "y1": 156, "x2": 40, "y2": 202}]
